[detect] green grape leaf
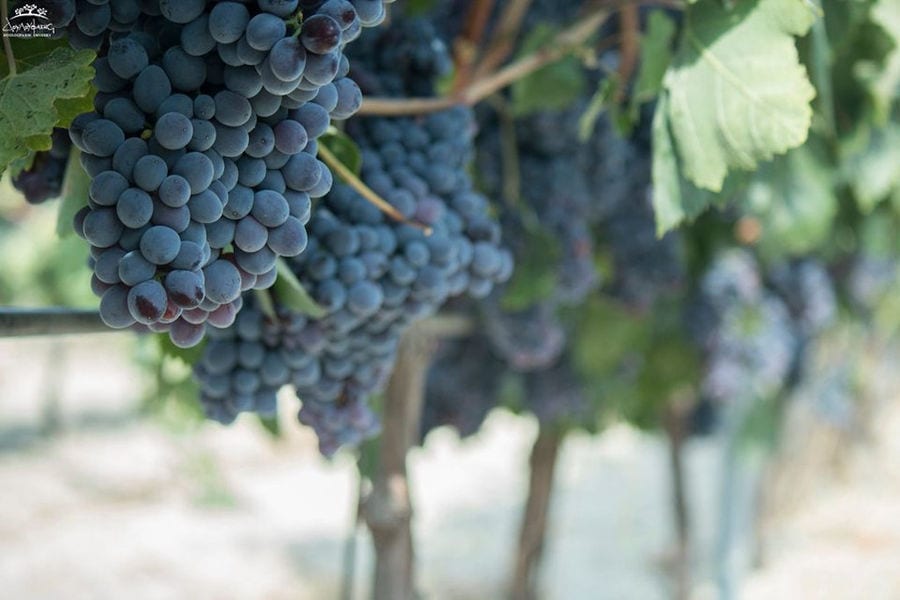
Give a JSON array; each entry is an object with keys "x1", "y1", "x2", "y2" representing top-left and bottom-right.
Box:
[
  {"x1": 632, "y1": 10, "x2": 677, "y2": 106},
  {"x1": 0, "y1": 47, "x2": 95, "y2": 175},
  {"x1": 511, "y1": 25, "x2": 586, "y2": 117},
  {"x1": 157, "y1": 332, "x2": 207, "y2": 367},
  {"x1": 651, "y1": 94, "x2": 735, "y2": 234},
  {"x1": 744, "y1": 142, "x2": 837, "y2": 256},
  {"x1": 572, "y1": 297, "x2": 650, "y2": 378},
  {"x1": 0, "y1": 37, "x2": 70, "y2": 77},
  {"x1": 868, "y1": 0, "x2": 900, "y2": 122},
  {"x1": 56, "y1": 148, "x2": 90, "y2": 238},
  {"x1": 842, "y1": 123, "x2": 900, "y2": 213},
  {"x1": 272, "y1": 258, "x2": 327, "y2": 318},
  {"x1": 321, "y1": 126, "x2": 362, "y2": 176},
  {"x1": 257, "y1": 414, "x2": 281, "y2": 438},
  {"x1": 499, "y1": 228, "x2": 561, "y2": 310},
  {"x1": 578, "y1": 77, "x2": 618, "y2": 142},
  {"x1": 661, "y1": 0, "x2": 816, "y2": 193}
]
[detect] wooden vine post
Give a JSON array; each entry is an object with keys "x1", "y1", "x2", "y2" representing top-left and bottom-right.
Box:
[
  {"x1": 510, "y1": 423, "x2": 563, "y2": 600},
  {"x1": 664, "y1": 397, "x2": 693, "y2": 600},
  {"x1": 360, "y1": 316, "x2": 472, "y2": 599}
]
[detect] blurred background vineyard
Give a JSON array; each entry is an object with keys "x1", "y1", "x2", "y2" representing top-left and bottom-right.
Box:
[{"x1": 1, "y1": 177, "x2": 899, "y2": 599}]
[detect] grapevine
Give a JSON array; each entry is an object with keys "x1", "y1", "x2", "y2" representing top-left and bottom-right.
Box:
[{"x1": 1, "y1": 1, "x2": 899, "y2": 599}]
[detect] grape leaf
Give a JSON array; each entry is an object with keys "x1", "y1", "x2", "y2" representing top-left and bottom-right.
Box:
[
  {"x1": 272, "y1": 258, "x2": 327, "y2": 318},
  {"x1": 321, "y1": 126, "x2": 361, "y2": 175},
  {"x1": 0, "y1": 46, "x2": 94, "y2": 175},
  {"x1": 842, "y1": 123, "x2": 900, "y2": 212},
  {"x1": 744, "y1": 143, "x2": 837, "y2": 256},
  {"x1": 651, "y1": 94, "x2": 733, "y2": 234},
  {"x1": 257, "y1": 414, "x2": 281, "y2": 438},
  {"x1": 632, "y1": 10, "x2": 677, "y2": 106},
  {"x1": 157, "y1": 331, "x2": 206, "y2": 366},
  {"x1": 661, "y1": 0, "x2": 816, "y2": 193},
  {"x1": 56, "y1": 148, "x2": 90, "y2": 238},
  {"x1": 511, "y1": 25, "x2": 586, "y2": 117},
  {"x1": 867, "y1": 0, "x2": 900, "y2": 122},
  {"x1": 577, "y1": 77, "x2": 617, "y2": 142}
]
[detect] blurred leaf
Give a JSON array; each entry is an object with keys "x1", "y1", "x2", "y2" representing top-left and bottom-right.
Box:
[
  {"x1": 660, "y1": 0, "x2": 816, "y2": 192},
  {"x1": 55, "y1": 147, "x2": 89, "y2": 238},
  {"x1": 321, "y1": 127, "x2": 362, "y2": 176},
  {"x1": 157, "y1": 331, "x2": 206, "y2": 366},
  {"x1": 499, "y1": 228, "x2": 561, "y2": 310},
  {"x1": 273, "y1": 258, "x2": 327, "y2": 318},
  {"x1": 257, "y1": 414, "x2": 281, "y2": 438},
  {"x1": 745, "y1": 143, "x2": 838, "y2": 255},
  {"x1": 652, "y1": 94, "x2": 735, "y2": 234},
  {"x1": 632, "y1": 10, "x2": 677, "y2": 106},
  {"x1": 511, "y1": 25, "x2": 586, "y2": 117},
  {"x1": 842, "y1": 123, "x2": 900, "y2": 212},
  {"x1": 572, "y1": 297, "x2": 650, "y2": 377},
  {"x1": 578, "y1": 77, "x2": 618, "y2": 142},
  {"x1": 866, "y1": 0, "x2": 900, "y2": 122}
]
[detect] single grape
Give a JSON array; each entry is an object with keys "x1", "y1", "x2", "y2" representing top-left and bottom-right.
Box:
[
  {"x1": 140, "y1": 225, "x2": 181, "y2": 265},
  {"x1": 127, "y1": 279, "x2": 168, "y2": 324},
  {"x1": 246, "y1": 13, "x2": 286, "y2": 51},
  {"x1": 108, "y1": 37, "x2": 149, "y2": 79},
  {"x1": 155, "y1": 112, "x2": 194, "y2": 150},
  {"x1": 116, "y1": 187, "x2": 154, "y2": 228},
  {"x1": 204, "y1": 259, "x2": 242, "y2": 304},
  {"x1": 301, "y1": 15, "x2": 342, "y2": 55},
  {"x1": 165, "y1": 269, "x2": 205, "y2": 308},
  {"x1": 208, "y1": 2, "x2": 250, "y2": 44}
]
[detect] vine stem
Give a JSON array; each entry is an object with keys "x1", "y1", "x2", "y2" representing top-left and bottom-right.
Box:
[
  {"x1": 616, "y1": 4, "x2": 640, "y2": 102},
  {"x1": 317, "y1": 143, "x2": 432, "y2": 234},
  {"x1": 510, "y1": 422, "x2": 563, "y2": 600},
  {"x1": 358, "y1": 7, "x2": 610, "y2": 117},
  {"x1": 664, "y1": 399, "x2": 692, "y2": 600},
  {"x1": 2, "y1": 0, "x2": 16, "y2": 76},
  {"x1": 472, "y1": 0, "x2": 534, "y2": 80},
  {"x1": 451, "y1": 0, "x2": 496, "y2": 94},
  {"x1": 0, "y1": 308, "x2": 109, "y2": 337},
  {"x1": 363, "y1": 324, "x2": 437, "y2": 600}
]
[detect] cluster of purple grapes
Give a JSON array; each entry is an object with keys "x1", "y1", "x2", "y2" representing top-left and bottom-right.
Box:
[
  {"x1": 421, "y1": 335, "x2": 505, "y2": 439},
  {"x1": 689, "y1": 251, "x2": 802, "y2": 406},
  {"x1": 56, "y1": 0, "x2": 397, "y2": 346},
  {"x1": 12, "y1": 129, "x2": 72, "y2": 205},
  {"x1": 194, "y1": 18, "x2": 511, "y2": 456}
]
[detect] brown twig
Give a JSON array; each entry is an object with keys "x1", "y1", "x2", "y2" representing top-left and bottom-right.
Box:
[
  {"x1": 472, "y1": 0, "x2": 534, "y2": 80},
  {"x1": 664, "y1": 398, "x2": 692, "y2": 600},
  {"x1": 485, "y1": 94, "x2": 522, "y2": 206},
  {"x1": 318, "y1": 144, "x2": 432, "y2": 234},
  {"x1": 616, "y1": 4, "x2": 640, "y2": 102},
  {"x1": 452, "y1": 0, "x2": 497, "y2": 93},
  {"x1": 364, "y1": 326, "x2": 437, "y2": 600},
  {"x1": 510, "y1": 424, "x2": 563, "y2": 600}
]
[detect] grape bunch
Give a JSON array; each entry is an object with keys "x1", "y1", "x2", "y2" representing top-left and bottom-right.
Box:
[
  {"x1": 421, "y1": 335, "x2": 505, "y2": 439},
  {"x1": 194, "y1": 17, "x2": 512, "y2": 456},
  {"x1": 61, "y1": 0, "x2": 396, "y2": 346},
  {"x1": 843, "y1": 254, "x2": 897, "y2": 314},
  {"x1": 689, "y1": 250, "x2": 798, "y2": 405},
  {"x1": 521, "y1": 356, "x2": 590, "y2": 428},
  {"x1": 481, "y1": 301, "x2": 567, "y2": 372},
  {"x1": 12, "y1": 129, "x2": 72, "y2": 204},
  {"x1": 768, "y1": 259, "x2": 837, "y2": 339}
]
